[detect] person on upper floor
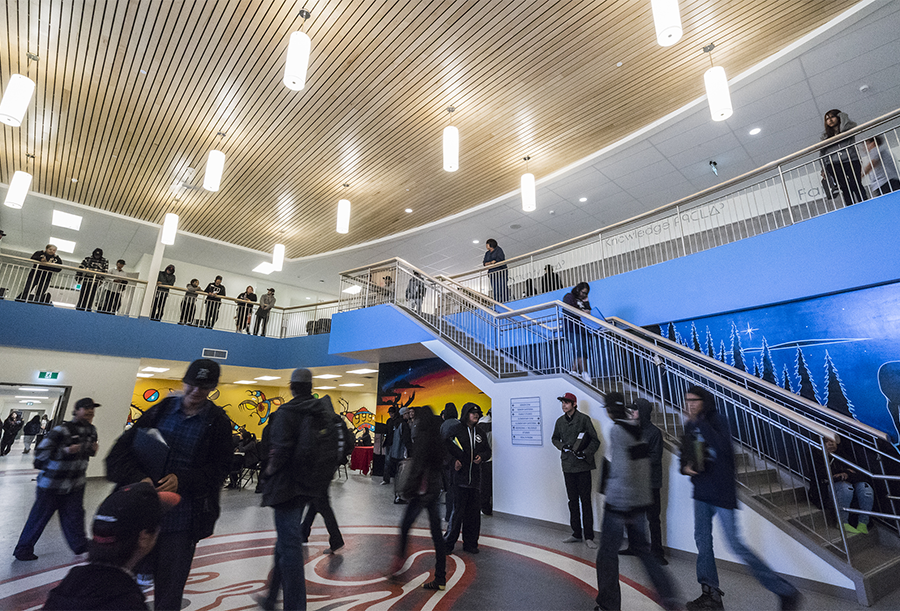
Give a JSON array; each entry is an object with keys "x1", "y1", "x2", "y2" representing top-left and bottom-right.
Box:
[
  {"x1": 236, "y1": 286, "x2": 257, "y2": 334},
  {"x1": 75, "y1": 248, "x2": 109, "y2": 312},
  {"x1": 203, "y1": 276, "x2": 227, "y2": 329},
  {"x1": 861, "y1": 135, "x2": 900, "y2": 198},
  {"x1": 254, "y1": 288, "x2": 277, "y2": 336},
  {"x1": 99, "y1": 259, "x2": 129, "y2": 315},
  {"x1": 820, "y1": 109, "x2": 867, "y2": 207},
  {"x1": 17, "y1": 244, "x2": 64, "y2": 304},
  {"x1": 178, "y1": 279, "x2": 202, "y2": 325},
  {"x1": 483, "y1": 239, "x2": 509, "y2": 303},
  {"x1": 563, "y1": 282, "x2": 594, "y2": 383},
  {"x1": 151, "y1": 264, "x2": 176, "y2": 321}
]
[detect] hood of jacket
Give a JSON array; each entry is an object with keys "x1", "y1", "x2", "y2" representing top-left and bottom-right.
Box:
[
  {"x1": 459, "y1": 402, "x2": 482, "y2": 425},
  {"x1": 822, "y1": 111, "x2": 856, "y2": 140}
]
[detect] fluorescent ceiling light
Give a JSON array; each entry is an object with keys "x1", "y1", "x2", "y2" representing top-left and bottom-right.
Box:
[
  {"x1": 203, "y1": 150, "x2": 225, "y2": 192},
  {"x1": 233, "y1": 380, "x2": 255, "y2": 384},
  {"x1": 342, "y1": 285, "x2": 362, "y2": 294},
  {"x1": 314, "y1": 386, "x2": 336, "y2": 390},
  {"x1": 273, "y1": 244, "x2": 285, "y2": 272},
  {"x1": 313, "y1": 374, "x2": 341, "y2": 379},
  {"x1": 50, "y1": 236, "x2": 76, "y2": 253},
  {"x1": 15, "y1": 395, "x2": 49, "y2": 399},
  {"x1": 19, "y1": 399, "x2": 41, "y2": 403},
  {"x1": 346, "y1": 368, "x2": 378, "y2": 374},
  {"x1": 4, "y1": 170, "x2": 32, "y2": 209},
  {"x1": 19, "y1": 387, "x2": 48, "y2": 392},
  {"x1": 254, "y1": 262, "x2": 275, "y2": 275},
  {"x1": 339, "y1": 383, "x2": 364, "y2": 387},
  {"x1": 161, "y1": 213, "x2": 179, "y2": 245},
  {"x1": 255, "y1": 376, "x2": 281, "y2": 381},
  {"x1": 136, "y1": 373, "x2": 154, "y2": 378},
  {"x1": 142, "y1": 367, "x2": 170, "y2": 373},
  {"x1": 0, "y1": 74, "x2": 36, "y2": 127},
  {"x1": 52, "y1": 210, "x2": 83, "y2": 231}
]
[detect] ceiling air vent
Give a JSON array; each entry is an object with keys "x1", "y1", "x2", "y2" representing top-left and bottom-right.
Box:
[{"x1": 202, "y1": 348, "x2": 228, "y2": 360}]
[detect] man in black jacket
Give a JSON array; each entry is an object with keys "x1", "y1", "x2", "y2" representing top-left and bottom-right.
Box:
[
  {"x1": 16, "y1": 244, "x2": 63, "y2": 303},
  {"x1": 443, "y1": 402, "x2": 491, "y2": 554},
  {"x1": 106, "y1": 359, "x2": 232, "y2": 611}
]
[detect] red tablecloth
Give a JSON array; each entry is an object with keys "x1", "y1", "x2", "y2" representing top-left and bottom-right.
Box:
[{"x1": 350, "y1": 446, "x2": 374, "y2": 475}]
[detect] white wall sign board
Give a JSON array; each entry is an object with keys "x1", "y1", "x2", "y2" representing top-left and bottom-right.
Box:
[{"x1": 510, "y1": 396, "x2": 542, "y2": 446}]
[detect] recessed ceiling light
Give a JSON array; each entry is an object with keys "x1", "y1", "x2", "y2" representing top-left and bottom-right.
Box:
[
  {"x1": 136, "y1": 373, "x2": 154, "y2": 378},
  {"x1": 70, "y1": 178, "x2": 78, "y2": 183},
  {"x1": 346, "y1": 368, "x2": 378, "y2": 374},
  {"x1": 142, "y1": 367, "x2": 170, "y2": 373},
  {"x1": 579, "y1": 197, "x2": 587, "y2": 202},
  {"x1": 616, "y1": 62, "x2": 623, "y2": 67},
  {"x1": 50, "y1": 237, "x2": 77, "y2": 253},
  {"x1": 472, "y1": 240, "x2": 479, "y2": 244},
  {"x1": 15, "y1": 396, "x2": 48, "y2": 399},
  {"x1": 342, "y1": 285, "x2": 362, "y2": 294},
  {"x1": 339, "y1": 383, "x2": 364, "y2": 387},
  {"x1": 19, "y1": 387, "x2": 48, "y2": 392},
  {"x1": 52, "y1": 210, "x2": 83, "y2": 231},
  {"x1": 313, "y1": 374, "x2": 341, "y2": 379},
  {"x1": 254, "y1": 376, "x2": 281, "y2": 381},
  {"x1": 314, "y1": 386, "x2": 336, "y2": 390},
  {"x1": 233, "y1": 380, "x2": 255, "y2": 384},
  {"x1": 305, "y1": 297, "x2": 311, "y2": 300},
  {"x1": 749, "y1": 127, "x2": 761, "y2": 136},
  {"x1": 254, "y1": 262, "x2": 275, "y2": 274},
  {"x1": 405, "y1": 208, "x2": 412, "y2": 213},
  {"x1": 19, "y1": 399, "x2": 41, "y2": 403},
  {"x1": 139, "y1": 69, "x2": 147, "y2": 74}
]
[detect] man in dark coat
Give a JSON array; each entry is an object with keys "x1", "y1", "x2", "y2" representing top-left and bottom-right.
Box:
[
  {"x1": 150, "y1": 264, "x2": 176, "y2": 321},
  {"x1": 443, "y1": 402, "x2": 491, "y2": 554},
  {"x1": 16, "y1": 244, "x2": 63, "y2": 303}
]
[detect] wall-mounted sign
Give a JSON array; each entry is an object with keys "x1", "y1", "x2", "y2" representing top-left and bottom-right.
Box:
[
  {"x1": 511, "y1": 396, "x2": 542, "y2": 446},
  {"x1": 38, "y1": 371, "x2": 59, "y2": 380}
]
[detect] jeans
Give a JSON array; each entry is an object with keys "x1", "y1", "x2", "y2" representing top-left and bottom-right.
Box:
[
  {"x1": 399, "y1": 495, "x2": 447, "y2": 583},
  {"x1": 253, "y1": 312, "x2": 270, "y2": 336},
  {"x1": 564, "y1": 470, "x2": 594, "y2": 540},
  {"x1": 75, "y1": 278, "x2": 102, "y2": 311},
  {"x1": 15, "y1": 487, "x2": 88, "y2": 556},
  {"x1": 300, "y1": 494, "x2": 344, "y2": 550},
  {"x1": 17, "y1": 269, "x2": 54, "y2": 302},
  {"x1": 693, "y1": 500, "x2": 797, "y2": 597},
  {"x1": 835, "y1": 481, "x2": 874, "y2": 525},
  {"x1": 152, "y1": 530, "x2": 197, "y2": 610},
  {"x1": 444, "y1": 486, "x2": 481, "y2": 551},
  {"x1": 270, "y1": 496, "x2": 311, "y2": 610},
  {"x1": 595, "y1": 507, "x2": 677, "y2": 610},
  {"x1": 151, "y1": 290, "x2": 169, "y2": 321}
]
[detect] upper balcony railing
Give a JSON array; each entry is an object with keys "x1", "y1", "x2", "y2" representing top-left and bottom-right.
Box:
[{"x1": 448, "y1": 108, "x2": 900, "y2": 301}]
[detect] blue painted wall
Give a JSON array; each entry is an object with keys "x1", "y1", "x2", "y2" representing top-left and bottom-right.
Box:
[
  {"x1": 328, "y1": 304, "x2": 436, "y2": 355},
  {"x1": 0, "y1": 299, "x2": 362, "y2": 369}
]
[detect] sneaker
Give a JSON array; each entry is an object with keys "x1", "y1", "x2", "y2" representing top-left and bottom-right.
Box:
[
  {"x1": 618, "y1": 548, "x2": 636, "y2": 556},
  {"x1": 842, "y1": 522, "x2": 859, "y2": 535},
  {"x1": 686, "y1": 587, "x2": 724, "y2": 611},
  {"x1": 423, "y1": 580, "x2": 446, "y2": 591},
  {"x1": 14, "y1": 551, "x2": 38, "y2": 561},
  {"x1": 562, "y1": 535, "x2": 582, "y2": 543},
  {"x1": 462, "y1": 546, "x2": 479, "y2": 554},
  {"x1": 779, "y1": 590, "x2": 803, "y2": 611},
  {"x1": 857, "y1": 523, "x2": 869, "y2": 535},
  {"x1": 584, "y1": 539, "x2": 598, "y2": 549},
  {"x1": 380, "y1": 481, "x2": 390, "y2": 486},
  {"x1": 324, "y1": 542, "x2": 345, "y2": 554},
  {"x1": 581, "y1": 371, "x2": 592, "y2": 383},
  {"x1": 136, "y1": 573, "x2": 154, "y2": 589}
]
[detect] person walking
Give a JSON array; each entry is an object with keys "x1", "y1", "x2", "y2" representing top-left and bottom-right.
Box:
[
  {"x1": 443, "y1": 402, "x2": 491, "y2": 554},
  {"x1": 681, "y1": 385, "x2": 802, "y2": 610},
  {"x1": 22, "y1": 415, "x2": 41, "y2": 454},
  {"x1": 14, "y1": 398, "x2": 99, "y2": 561},
  {"x1": 106, "y1": 359, "x2": 233, "y2": 610},
  {"x1": 1, "y1": 411, "x2": 24, "y2": 455},
  {"x1": 551, "y1": 392, "x2": 600, "y2": 549}
]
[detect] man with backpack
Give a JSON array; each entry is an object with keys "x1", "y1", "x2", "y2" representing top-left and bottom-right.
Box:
[
  {"x1": 258, "y1": 368, "x2": 346, "y2": 611},
  {"x1": 14, "y1": 398, "x2": 99, "y2": 562}
]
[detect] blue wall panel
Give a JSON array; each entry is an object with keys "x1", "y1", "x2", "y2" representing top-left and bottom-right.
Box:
[{"x1": 328, "y1": 304, "x2": 435, "y2": 355}]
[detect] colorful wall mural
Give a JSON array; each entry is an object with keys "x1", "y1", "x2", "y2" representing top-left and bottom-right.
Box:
[
  {"x1": 376, "y1": 357, "x2": 490, "y2": 421},
  {"x1": 649, "y1": 280, "x2": 900, "y2": 444}
]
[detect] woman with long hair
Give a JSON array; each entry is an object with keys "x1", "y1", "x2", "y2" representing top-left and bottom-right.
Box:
[{"x1": 820, "y1": 109, "x2": 867, "y2": 207}]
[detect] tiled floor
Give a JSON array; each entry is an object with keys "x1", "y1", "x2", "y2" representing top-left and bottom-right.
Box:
[{"x1": 1, "y1": 442, "x2": 897, "y2": 610}]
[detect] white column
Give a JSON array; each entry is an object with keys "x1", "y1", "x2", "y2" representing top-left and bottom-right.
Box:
[{"x1": 139, "y1": 226, "x2": 167, "y2": 318}]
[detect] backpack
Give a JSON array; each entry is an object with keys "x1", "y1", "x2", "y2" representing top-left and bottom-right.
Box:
[{"x1": 293, "y1": 397, "x2": 352, "y2": 492}]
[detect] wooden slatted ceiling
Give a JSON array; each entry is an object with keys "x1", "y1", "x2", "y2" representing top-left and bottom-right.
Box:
[{"x1": 0, "y1": 0, "x2": 859, "y2": 257}]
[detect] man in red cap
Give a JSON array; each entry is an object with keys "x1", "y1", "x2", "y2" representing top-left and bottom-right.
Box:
[{"x1": 551, "y1": 392, "x2": 600, "y2": 548}]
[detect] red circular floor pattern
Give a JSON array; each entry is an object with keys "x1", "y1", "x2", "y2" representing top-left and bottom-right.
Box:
[{"x1": 1, "y1": 526, "x2": 661, "y2": 610}]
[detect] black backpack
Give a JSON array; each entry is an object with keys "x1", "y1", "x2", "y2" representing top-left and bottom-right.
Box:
[{"x1": 293, "y1": 397, "x2": 352, "y2": 492}]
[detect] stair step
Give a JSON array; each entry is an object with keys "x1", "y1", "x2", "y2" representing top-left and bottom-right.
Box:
[{"x1": 736, "y1": 467, "x2": 780, "y2": 489}]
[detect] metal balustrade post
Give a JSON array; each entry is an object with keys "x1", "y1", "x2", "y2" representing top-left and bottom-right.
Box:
[
  {"x1": 675, "y1": 205, "x2": 687, "y2": 257},
  {"x1": 777, "y1": 164, "x2": 796, "y2": 225}
]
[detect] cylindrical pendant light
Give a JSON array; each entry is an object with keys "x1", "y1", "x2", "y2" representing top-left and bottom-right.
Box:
[
  {"x1": 284, "y1": 9, "x2": 312, "y2": 92},
  {"x1": 161, "y1": 213, "x2": 179, "y2": 245},
  {"x1": 273, "y1": 244, "x2": 285, "y2": 271},
  {"x1": 443, "y1": 126, "x2": 459, "y2": 172},
  {"x1": 203, "y1": 149, "x2": 225, "y2": 192},
  {"x1": 651, "y1": 0, "x2": 682, "y2": 47},
  {"x1": 336, "y1": 199, "x2": 351, "y2": 234},
  {"x1": 0, "y1": 74, "x2": 36, "y2": 127},
  {"x1": 3, "y1": 170, "x2": 32, "y2": 209},
  {"x1": 704, "y1": 66, "x2": 732, "y2": 121},
  {"x1": 521, "y1": 156, "x2": 536, "y2": 212}
]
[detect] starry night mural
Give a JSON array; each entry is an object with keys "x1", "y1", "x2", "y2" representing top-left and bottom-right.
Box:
[
  {"x1": 376, "y1": 357, "x2": 489, "y2": 422},
  {"x1": 648, "y1": 281, "x2": 900, "y2": 444}
]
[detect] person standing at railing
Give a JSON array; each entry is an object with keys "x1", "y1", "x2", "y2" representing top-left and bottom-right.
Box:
[
  {"x1": 541, "y1": 264, "x2": 562, "y2": 294},
  {"x1": 680, "y1": 385, "x2": 802, "y2": 611},
  {"x1": 151, "y1": 264, "x2": 176, "y2": 322},
  {"x1": 16, "y1": 244, "x2": 63, "y2": 304},
  {"x1": 483, "y1": 238, "x2": 509, "y2": 303},
  {"x1": 203, "y1": 276, "x2": 227, "y2": 329},
  {"x1": 75, "y1": 248, "x2": 109, "y2": 312},
  {"x1": 254, "y1": 288, "x2": 276, "y2": 336},
  {"x1": 99, "y1": 259, "x2": 128, "y2": 315},
  {"x1": 820, "y1": 109, "x2": 867, "y2": 207},
  {"x1": 236, "y1": 286, "x2": 257, "y2": 334},
  {"x1": 406, "y1": 271, "x2": 426, "y2": 314},
  {"x1": 563, "y1": 282, "x2": 593, "y2": 384},
  {"x1": 861, "y1": 135, "x2": 900, "y2": 198},
  {"x1": 178, "y1": 279, "x2": 202, "y2": 325},
  {"x1": 807, "y1": 434, "x2": 874, "y2": 535}
]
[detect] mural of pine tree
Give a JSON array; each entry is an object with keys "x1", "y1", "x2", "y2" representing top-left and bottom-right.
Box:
[
  {"x1": 645, "y1": 324, "x2": 663, "y2": 337},
  {"x1": 795, "y1": 347, "x2": 820, "y2": 404},
  {"x1": 823, "y1": 350, "x2": 854, "y2": 418},
  {"x1": 667, "y1": 322, "x2": 677, "y2": 343},
  {"x1": 782, "y1": 364, "x2": 793, "y2": 392},
  {"x1": 719, "y1": 340, "x2": 728, "y2": 365},
  {"x1": 731, "y1": 323, "x2": 747, "y2": 372},
  {"x1": 760, "y1": 337, "x2": 777, "y2": 384},
  {"x1": 691, "y1": 323, "x2": 702, "y2": 352},
  {"x1": 753, "y1": 358, "x2": 760, "y2": 378},
  {"x1": 706, "y1": 327, "x2": 715, "y2": 358}
]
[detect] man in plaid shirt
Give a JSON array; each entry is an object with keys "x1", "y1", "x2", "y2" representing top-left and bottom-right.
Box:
[{"x1": 14, "y1": 398, "x2": 99, "y2": 561}]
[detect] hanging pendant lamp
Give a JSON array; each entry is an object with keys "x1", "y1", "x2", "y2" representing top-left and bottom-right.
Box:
[
  {"x1": 703, "y1": 44, "x2": 732, "y2": 122},
  {"x1": 443, "y1": 107, "x2": 459, "y2": 172},
  {"x1": 521, "y1": 156, "x2": 536, "y2": 212},
  {"x1": 161, "y1": 213, "x2": 179, "y2": 245},
  {"x1": 273, "y1": 244, "x2": 285, "y2": 271},
  {"x1": 337, "y1": 199, "x2": 351, "y2": 234},
  {"x1": 651, "y1": 0, "x2": 682, "y2": 47},
  {"x1": 3, "y1": 170, "x2": 32, "y2": 209},
  {"x1": 284, "y1": 9, "x2": 312, "y2": 91},
  {"x1": 203, "y1": 132, "x2": 226, "y2": 192},
  {"x1": 0, "y1": 74, "x2": 36, "y2": 127}
]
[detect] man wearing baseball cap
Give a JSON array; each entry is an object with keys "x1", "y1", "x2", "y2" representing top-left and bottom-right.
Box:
[
  {"x1": 551, "y1": 392, "x2": 601, "y2": 548},
  {"x1": 43, "y1": 482, "x2": 181, "y2": 610},
  {"x1": 106, "y1": 359, "x2": 233, "y2": 610},
  {"x1": 14, "y1": 397, "x2": 100, "y2": 561}
]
